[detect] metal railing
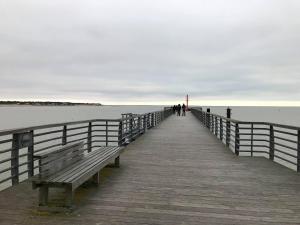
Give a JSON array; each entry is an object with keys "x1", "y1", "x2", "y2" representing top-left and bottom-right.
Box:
[
  {"x1": 0, "y1": 108, "x2": 173, "y2": 191},
  {"x1": 120, "y1": 109, "x2": 172, "y2": 144},
  {"x1": 191, "y1": 107, "x2": 300, "y2": 172}
]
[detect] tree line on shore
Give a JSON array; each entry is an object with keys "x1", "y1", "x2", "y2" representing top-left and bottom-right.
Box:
[{"x1": 0, "y1": 101, "x2": 102, "y2": 106}]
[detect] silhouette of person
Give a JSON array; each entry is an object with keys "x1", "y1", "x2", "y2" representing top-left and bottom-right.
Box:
[
  {"x1": 177, "y1": 104, "x2": 181, "y2": 116},
  {"x1": 182, "y1": 104, "x2": 186, "y2": 116},
  {"x1": 172, "y1": 105, "x2": 176, "y2": 114}
]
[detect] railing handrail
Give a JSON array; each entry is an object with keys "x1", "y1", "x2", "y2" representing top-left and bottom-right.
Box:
[{"x1": 0, "y1": 119, "x2": 122, "y2": 136}]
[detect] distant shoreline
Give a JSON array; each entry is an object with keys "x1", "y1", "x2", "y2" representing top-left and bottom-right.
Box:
[{"x1": 0, "y1": 101, "x2": 102, "y2": 106}]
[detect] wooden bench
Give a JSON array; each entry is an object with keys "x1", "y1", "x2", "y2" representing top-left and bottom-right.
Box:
[{"x1": 31, "y1": 142, "x2": 123, "y2": 208}]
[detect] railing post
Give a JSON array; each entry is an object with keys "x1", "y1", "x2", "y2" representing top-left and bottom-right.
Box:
[
  {"x1": 220, "y1": 118, "x2": 223, "y2": 141},
  {"x1": 122, "y1": 114, "x2": 128, "y2": 135},
  {"x1": 146, "y1": 114, "x2": 149, "y2": 128},
  {"x1": 126, "y1": 114, "x2": 129, "y2": 133},
  {"x1": 62, "y1": 125, "x2": 67, "y2": 145},
  {"x1": 235, "y1": 123, "x2": 240, "y2": 156},
  {"x1": 215, "y1": 117, "x2": 218, "y2": 136},
  {"x1": 210, "y1": 114, "x2": 215, "y2": 134},
  {"x1": 151, "y1": 113, "x2": 154, "y2": 128},
  {"x1": 138, "y1": 116, "x2": 141, "y2": 135},
  {"x1": 199, "y1": 109, "x2": 201, "y2": 122},
  {"x1": 11, "y1": 131, "x2": 35, "y2": 185},
  {"x1": 206, "y1": 108, "x2": 210, "y2": 129},
  {"x1": 146, "y1": 113, "x2": 149, "y2": 128},
  {"x1": 251, "y1": 123, "x2": 254, "y2": 157},
  {"x1": 105, "y1": 121, "x2": 108, "y2": 146},
  {"x1": 153, "y1": 113, "x2": 155, "y2": 127},
  {"x1": 143, "y1": 115, "x2": 147, "y2": 133},
  {"x1": 226, "y1": 108, "x2": 231, "y2": 147},
  {"x1": 87, "y1": 122, "x2": 92, "y2": 152},
  {"x1": 11, "y1": 133, "x2": 20, "y2": 185},
  {"x1": 269, "y1": 125, "x2": 274, "y2": 160},
  {"x1": 129, "y1": 114, "x2": 133, "y2": 142},
  {"x1": 118, "y1": 121, "x2": 123, "y2": 146},
  {"x1": 28, "y1": 130, "x2": 34, "y2": 177},
  {"x1": 158, "y1": 112, "x2": 160, "y2": 124},
  {"x1": 297, "y1": 130, "x2": 300, "y2": 172}
]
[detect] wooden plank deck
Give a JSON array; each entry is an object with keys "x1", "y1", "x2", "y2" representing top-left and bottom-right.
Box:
[{"x1": 1, "y1": 112, "x2": 300, "y2": 224}]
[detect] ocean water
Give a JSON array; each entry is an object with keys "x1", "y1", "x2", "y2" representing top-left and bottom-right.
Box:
[
  {"x1": 0, "y1": 105, "x2": 300, "y2": 131},
  {"x1": 0, "y1": 105, "x2": 165, "y2": 131},
  {"x1": 196, "y1": 106, "x2": 300, "y2": 127}
]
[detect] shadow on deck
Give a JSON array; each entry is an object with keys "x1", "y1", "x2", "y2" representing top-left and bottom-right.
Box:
[{"x1": 1, "y1": 112, "x2": 300, "y2": 224}]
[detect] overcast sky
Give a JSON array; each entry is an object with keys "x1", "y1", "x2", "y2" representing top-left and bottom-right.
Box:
[{"x1": 1, "y1": 0, "x2": 300, "y2": 105}]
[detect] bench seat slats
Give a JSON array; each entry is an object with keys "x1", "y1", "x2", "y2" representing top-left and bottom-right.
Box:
[
  {"x1": 67, "y1": 150, "x2": 120, "y2": 189},
  {"x1": 64, "y1": 148, "x2": 120, "y2": 184},
  {"x1": 39, "y1": 147, "x2": 121, "y2": 185},
  {"x1": 60, "y1": 147, "x2": 120, "y2": 183},
  {"x1": 45, "y1": 146, "x2": 117, "y2": 182},
  {"x1": 52, "y1": 148, "x2": 117, "y2": 183}
]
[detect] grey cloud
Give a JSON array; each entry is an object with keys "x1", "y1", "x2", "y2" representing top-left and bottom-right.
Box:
[{"x1": 1, "y1": 0, "x2": 300, "y2": 104}]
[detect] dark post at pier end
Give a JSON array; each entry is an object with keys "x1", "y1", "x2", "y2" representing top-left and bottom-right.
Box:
[{"x1": 226, "y1": 107, "x2": 231, "y2": 119}]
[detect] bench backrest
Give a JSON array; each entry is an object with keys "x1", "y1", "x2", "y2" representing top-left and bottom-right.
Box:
[{"x1": 34, "y1": 142, "x2": 85, "y2": 179}]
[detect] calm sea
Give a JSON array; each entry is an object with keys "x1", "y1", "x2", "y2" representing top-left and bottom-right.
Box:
[
  {"x1": 1, "y1": 105, "x2": 300, "y2": 130},
  {"x1": 0, "y1": 105, "x2": 165, "y2": 130},
  {"x1": 197, "y1": 106, "x2": 300, "y2": 127}
]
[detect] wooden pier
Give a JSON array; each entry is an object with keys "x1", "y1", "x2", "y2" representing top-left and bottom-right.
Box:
[{"x1": 1, "y1": 112, "x2": 300, "y2": 224}]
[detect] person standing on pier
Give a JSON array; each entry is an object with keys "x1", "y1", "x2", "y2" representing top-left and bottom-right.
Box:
[
  {"x1": 172, "y1": 105, "x2": 176, "y2": 114},
  {"x1": 177, "y1": 104, "x2": 181, "y2": 116},
  {"x1": 182, "y1": 104, "x2": 186, "y2": 116}
]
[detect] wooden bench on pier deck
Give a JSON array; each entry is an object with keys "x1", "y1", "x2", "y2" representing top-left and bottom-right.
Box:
[{"x1": 31, "y1": 142, "x2": 123, "y2": 208}]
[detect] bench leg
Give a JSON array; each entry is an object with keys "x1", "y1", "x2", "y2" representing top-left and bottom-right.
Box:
[
  {"x1": 65, "y1": 186, "x2": 74, "y2": 207},
  {"x1": 39, "y1": 186, "x2": 49, "y2": 206},
  {"x1": 92, "y1": 172, "x2": 100, "y2": 186},
  {"x1": 115, "y1": 156, "x2": 120, "y2": 168}
]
